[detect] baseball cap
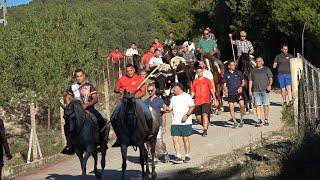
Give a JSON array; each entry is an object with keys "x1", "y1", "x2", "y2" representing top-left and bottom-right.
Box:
[
  {"x1": 173, "y1": 82, "x2": 184, "y2": 90},
  {"x1": 240, "y1": 31, "x2": 247, "y2": 36},
  {"x1": 182, "y1": 41, "x2": 189, "y2": 48}
]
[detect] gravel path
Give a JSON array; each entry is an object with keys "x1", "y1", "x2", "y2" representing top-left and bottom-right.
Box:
[{"x1": 16, "y1": 93, "x2": 284, "y2": 180}]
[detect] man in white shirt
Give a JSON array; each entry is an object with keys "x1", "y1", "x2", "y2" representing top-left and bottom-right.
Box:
[
  {"x1": 125, "y1": 43, "x2": 139, "y2": 57},
  {"x1": 163, "y1": 82, "x2": 195, "y2": 164},
  {"x1": 149, "y1": 49, "x2": 163, "y2": 68}
]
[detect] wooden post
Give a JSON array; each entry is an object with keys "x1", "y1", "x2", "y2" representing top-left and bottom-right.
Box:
[
  {"x1": 290, "y1": 56, "x2": 303, "y2": 132},
  {"x1": 47, "y1": 107, "x2": 51, "y2": 130},
  {"x1": 60, "y1": 98, "x2": 66, "y2": 146},
  {"x1": 30, "y1": 103, "x2": 38, "y2": 160},
  {"x1": 27, "y1": 129, "x2": 33, "y2": 163},
  {"x1": 102, "y1": 66, "x2": 111, "y2": 118}
]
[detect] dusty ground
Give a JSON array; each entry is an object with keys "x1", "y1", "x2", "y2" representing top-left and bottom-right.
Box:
[{"x1": 162, "y1": 126, "x2": 295, "y2": 180}]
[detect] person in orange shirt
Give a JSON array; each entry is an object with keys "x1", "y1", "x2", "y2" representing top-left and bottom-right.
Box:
[
  {"x1": 191, "y1": 66, "x2": 218, "y2": 137},
  {"x1": 112, "y1": 64, "x2": 153, "y2": 144},
  {"x1": 142, "y1": 46, "x2": 155, "y2": 70},
  {"x1": 108, "y1": 48, "x2": 123, "y2": 63},
  {"x1": 152, "y1": 37, "x2": 163, "y2": 52}
]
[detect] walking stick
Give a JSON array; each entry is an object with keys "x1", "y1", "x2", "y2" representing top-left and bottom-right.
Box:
[
  {"x1": 136, "y1": 64, "x2": 161, "y2": 91},
  {"x1": 231, "y1": 38, "x2": 236, "y2": 62}
]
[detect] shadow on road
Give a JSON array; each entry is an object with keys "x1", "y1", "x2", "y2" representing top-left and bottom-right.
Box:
[
  {"x1": 45, "y1": 169, "x2": 142, "y2": 179},
  {"x1": 211, "y1": 119, "x2": 257, "y2": 127}
]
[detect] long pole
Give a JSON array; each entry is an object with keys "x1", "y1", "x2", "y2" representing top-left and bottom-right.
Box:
[
  {"x1": 136, "y1": 64, "x2": 160, "y2": 91},
  {"x1": 302, "y1": 21, "x2": 308, "y2": 56}
]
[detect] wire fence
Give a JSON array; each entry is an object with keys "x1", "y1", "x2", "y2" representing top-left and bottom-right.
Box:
[{"x1": 298, "y1": 54, "x2": 320, "y2": 136}]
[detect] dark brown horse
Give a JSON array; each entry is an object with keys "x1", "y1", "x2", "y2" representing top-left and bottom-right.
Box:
[
  {"x1": 162, "y1": 45, "x2": 174, "y2": 64},
  {"x1": 203, "y1": 53, "x2": 225, "y2": 114}
]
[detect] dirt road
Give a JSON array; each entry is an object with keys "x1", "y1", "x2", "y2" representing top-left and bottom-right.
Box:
[{"x1": 15, "y1": 93, "x2": 284, "y2": 180}]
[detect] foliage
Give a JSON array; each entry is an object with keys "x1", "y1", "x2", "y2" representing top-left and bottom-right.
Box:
[
  {"x1": 0, "y1": 0, "x2": 162, "y2": 107},
  {"x1": 281, "y1": 102, "x2": 294, "y2": 125}
]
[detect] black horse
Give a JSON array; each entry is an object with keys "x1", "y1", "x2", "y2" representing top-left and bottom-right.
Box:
[
  {"x1": 111, "y1": 91, "x2": 160, "y2": 180},
  {"x1": 237, "y1": 52, "x2": 255, "y2": 112},
  {"x1": 64, "y1": 100, "x2": 110, "y2": 179}
]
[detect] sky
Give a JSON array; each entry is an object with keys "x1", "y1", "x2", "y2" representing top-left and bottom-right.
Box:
[{"x1": 6, "y1": 0, "x2": 32, "y2": 7}]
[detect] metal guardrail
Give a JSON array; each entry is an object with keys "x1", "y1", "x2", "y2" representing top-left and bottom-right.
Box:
[{"x1": 297, "y1": 54, "x2": 320, "y2": 136}]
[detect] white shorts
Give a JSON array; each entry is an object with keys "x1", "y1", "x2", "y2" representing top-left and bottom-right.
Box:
[{"x1": 157, "y1": 126, "x2": 163, "y2": 139}]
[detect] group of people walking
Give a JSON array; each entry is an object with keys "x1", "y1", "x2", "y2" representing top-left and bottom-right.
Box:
[{"x1": 59, "y1": 28, "x2": 295, "y2": 166}]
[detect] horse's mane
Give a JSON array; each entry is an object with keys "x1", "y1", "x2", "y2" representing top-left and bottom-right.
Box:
[{"x1": 72, "y1": 100, "x2": 86, "y2": 122}]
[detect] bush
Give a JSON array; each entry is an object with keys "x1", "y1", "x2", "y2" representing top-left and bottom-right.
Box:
[{"x1": 281, "y1": 102, "x2": 294, "y2": 125}]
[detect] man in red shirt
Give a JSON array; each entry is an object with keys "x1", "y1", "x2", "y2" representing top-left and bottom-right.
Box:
[
  {"x1": 112, "y1": 64, "x2": 153, "y2": 144},
  {"x1": 142, "y1": 46, "x2": 155, "y2": 70},
  {"x1": 152, "y1": 37, "x2": 163, "y2": 52},
  {"x1": 191, "y1": 66, "x2": 217, "y2": 137},
  {"x1": 108, "y1": 48, "x2": 123, "y2": 63}
]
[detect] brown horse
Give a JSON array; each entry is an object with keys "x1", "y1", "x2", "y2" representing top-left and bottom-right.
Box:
[
  {"x1": 202, "y1": 53, "x2": 225, "y2": 114},
  {"x1": 162, "y1": 45, "x2": 174, "y2": 64}
]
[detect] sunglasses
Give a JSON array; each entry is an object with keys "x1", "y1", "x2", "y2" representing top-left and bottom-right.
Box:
[
  {"x1": 204, "y1": 33, "x2": 209, "y2": 35},
  {"x1": 147, "y1": 89, "x2": 154, "y2": 92},
  {"x1": 241, "y1": 36, "x2": 246, "y2": 37}
]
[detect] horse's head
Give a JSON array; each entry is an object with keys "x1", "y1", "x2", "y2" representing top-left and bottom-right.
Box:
[
  {"x1": 162, "y1": 45, "x2": 173, "y2": 64},
  {"x1": 132, "y1": 54, "x2": 142, "y2": 72},
  {"x1": 64, "y1": 99, "x2": 85, "y2": 132},
  {"x1": 122, "y1": 90, "x2": 135, "y2": 116}
]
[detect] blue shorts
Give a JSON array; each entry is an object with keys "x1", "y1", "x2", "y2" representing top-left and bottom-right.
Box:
[
  {"x1": 277, "y1": 74, "x2": 291, "y2": 88},
  {"x1": 253, "y1": 92, "x2": 270, "y2": 106}
]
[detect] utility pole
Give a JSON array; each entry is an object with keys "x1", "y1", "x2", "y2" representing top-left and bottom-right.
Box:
[{"x1": 0, "y1": 0, "x2": 7, "y2": 26}]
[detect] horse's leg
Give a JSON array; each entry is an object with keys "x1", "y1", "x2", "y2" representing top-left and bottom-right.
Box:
[
  {"x1": 75, "y1": 150, "x2": 85, "y2": 179},
  {"x1": 81, "y1": 149, "x2": 92, "y2": 179},
  {"x1": 139, "y1": 144, "x2": 146, "y2": 179},
  {"x1": 121, "y1": 144, "x2": 128, "y2": 180},
  {"x1": 100, "y1": 147, "x2": 107, "y2": 179},
  {"x1": 151, "y1": 139, "x2": 157, "y2": 179},
  {"x1": 92, "y1": 151, "x2": 102, "y2": 179}
]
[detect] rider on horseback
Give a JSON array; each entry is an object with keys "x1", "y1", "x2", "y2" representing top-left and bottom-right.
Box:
[
  {"x1": 229, "y1": 31, "x2": 254, "y2": 66},
  {"x1": 61, "y1": 68, "x2": 106, "y2": 155},
  {"x1": 112, "y1": 64, "x2": 154, "y2": 146},
  {"x1": 198, "y1": 29, "x2": 218, "y2": 58}
]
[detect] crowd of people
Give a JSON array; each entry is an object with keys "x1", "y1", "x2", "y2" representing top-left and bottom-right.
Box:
[{"x1": 59, "y1": 28, "x2": 295, "y2": 166}]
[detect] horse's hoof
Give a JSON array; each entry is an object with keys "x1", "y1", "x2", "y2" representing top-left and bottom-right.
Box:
[{"x1": 151, "y1": 172, "x2": 157, "y2": 179}]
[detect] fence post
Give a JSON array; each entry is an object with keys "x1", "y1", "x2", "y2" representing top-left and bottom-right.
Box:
[
  {"x1": 290, "y1": 56, "x2": 303, "y2": 132},
  {"x1": 311, "y1": 70, "x2": 318, "y2": 119},
  {"x1": 60, "y1": 98, "x2": 66, "y2": 146}
]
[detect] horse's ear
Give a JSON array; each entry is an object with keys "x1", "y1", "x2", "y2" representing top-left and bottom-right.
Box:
[{"x1": 123, "y1": 89, "x2": 127, "y2": 94}]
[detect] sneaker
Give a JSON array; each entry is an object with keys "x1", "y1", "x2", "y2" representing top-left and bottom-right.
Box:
[
  {"x1": 184, "y1": 156, "x2": 191, "y2": 163},
  {"x1": 256, "y1": 120, "x2": 263, "y2": 127},
  {"x1": 172, "y1": 156, "x2": 183, "y2": 164},
  {"x1": 239, "y1": 119, "x2": 244, "y2": 128},
  {"x1": 233, "y1": 121, "x2": 239, "y2": 128},
  {"x1": 202, "y1": 130, "x2": 208, "y2": 137},
  {"x1": 264, "y1": 119, "x2": 269, "y2": 126}
]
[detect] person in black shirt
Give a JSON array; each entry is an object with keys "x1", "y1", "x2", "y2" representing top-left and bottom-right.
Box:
[{"x1": 223, "y1": 60, "x2": 246, "y2": 128}]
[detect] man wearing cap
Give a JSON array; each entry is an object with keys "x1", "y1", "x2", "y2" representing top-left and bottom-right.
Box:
[
  {"x1": 273, "y1": 44, "x2": 293, "y2": 105},
  {"x1": 178, "y1": 41, "x2": 196, "y2": 62},
  {"x1": 198, "y1": 29, "x2": 218, "y2": 56},
  {"x1": 229, "y1": 31, "x2": 254, "y2": 58},
  {"x1": 163, "y1": 82, "x2": 195, "y2": 164}
]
